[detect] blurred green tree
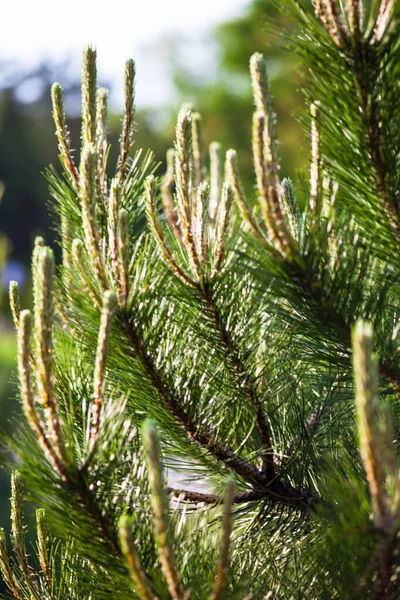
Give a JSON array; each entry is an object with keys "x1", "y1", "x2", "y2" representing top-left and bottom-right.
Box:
[{"x1": 171, "y1": 0, "x2": 306, "y2": 184}]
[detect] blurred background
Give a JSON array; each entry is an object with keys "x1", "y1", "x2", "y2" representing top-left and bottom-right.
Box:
[{"x1": 0, "y1": 0, "x2": 306, "y2": 548}]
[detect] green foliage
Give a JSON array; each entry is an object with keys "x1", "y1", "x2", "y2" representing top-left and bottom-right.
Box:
[{"x1": 3, "y1": 1, "x2": 400, "y2": 598}]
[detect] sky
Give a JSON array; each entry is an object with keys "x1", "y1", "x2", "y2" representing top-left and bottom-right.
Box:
[{"x1": 0, "y1": 0, "x2": 250, "y2": 108}]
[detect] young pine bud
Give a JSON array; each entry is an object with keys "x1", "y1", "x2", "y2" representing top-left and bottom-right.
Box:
[
  {"x1": 209, "y1": 142, "x2": 223, "y2": 223},
  {"x1": 80, "y1": 142, "x2": 109, "y2": 290},
  {"x1": 51, "y1": 83, "x2": 79, "y2": 190},
  {"x1": 35, "y1": 248, "x2": 56, "y2": 407},
  {"x1": 210, "y1": 480, "x2": 235, "y2": 600},
  {"x1": 35, "y1": 249, "x2": 66, "y2": 463},
  {"x1": 347, "y1": 0, "x2": 361, "y2": 35},
  {"x1": 251, "y1": 112, "x2": 289, "y2": 255},
  {"x1": 373, "y1": 0, "x2": 395, "y2": 42},
  {"x1": 352, "y1": 321, "x2": 389, "y2": 530},
  {"x1": 194, "y1": 181, "x2": 208, "y2": 265},
  {"x1": 11, "y1": 473, "x2": 31, "y2": 583},
  {"x1": 281, "y1": 179, "x2": 300, "y2": 240},
  {"x1": 175, "y1": 108, "x2": 200, "y2": 279},
  {"x1": 319, "y1": 1, "x2": 349, "y2": 46},
  {"x1": 118, "y1": 209, "x2": 130, "y2": 308},
  {"x1": 250, "y1": 53, "x2": 269, "y2": 115},
  {"x1": 32, "y1": 236, "x2": 45, "y2": 310},
  {"x1": 0, "y1": 529, "x2": 21, "y2": 599},
  {"x1": 212, "y1": 183, "x2": 233, "y2": 277},
  {"x1": 162, "y1": 148, "x2": 181, "y2": 240},
  {"x1": 89, "y1": 291, "x2": 116, "y2": 450},
  {"x1": 108, "y1": 178, "x2": 120, "y2": 281},
  {"x1": 81, "y1": 46, "x2": 97, "y2": 146},
  {"x1": 96, "y1": 87, "x2": 108, "y2": 145},
  {"x1": 9, "y1": 280, "x2": 20, "y2": 328},
  {"x1": 119, "y1": 516, "x2": 156, "y2": 600},
  {"x1": 18, "y1": 311, "x2": 66, "y2": 479},
  {"x1": 36, "y1": 509, "x2": 51, "y2": 589},
  {"x1": 192, "y1": 112, "x2": 206, "y2": 188},
  {"x1": 175, "y1": 108, "x2": 193, "y2": 226},
  {"x1": 96, "y1": 87, "x2": 109, "y2": 201},
  {"x1": 118, "y1": 59, "x2": 136, "y2": 180}
]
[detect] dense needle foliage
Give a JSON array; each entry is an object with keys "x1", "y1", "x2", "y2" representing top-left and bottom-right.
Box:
[{"x1": 2, "y1": 0, "x2": 400, "y2": 598}]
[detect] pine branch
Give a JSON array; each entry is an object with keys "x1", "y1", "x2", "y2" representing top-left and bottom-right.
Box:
[
  {"x1": 120, "y1": 315, "x2": 267, "y2": 488},
  {"x1": 200, "y1": 280, "x2": 276, "y2": 479},
  {"x1": 313, "y1": 0, "x2": 400, "y2": 244}
]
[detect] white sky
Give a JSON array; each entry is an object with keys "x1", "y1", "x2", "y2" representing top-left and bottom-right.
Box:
[{"x1": 0, "y1": 0, "x2": 250, "y2": 107}]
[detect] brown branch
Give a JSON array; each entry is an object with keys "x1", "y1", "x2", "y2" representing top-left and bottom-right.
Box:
[
  {"x1": 121, "y1": 317, "x2": 268, "y2": 488},
  {"x1": 121, "y1": 314, "x2": 321, "y2": 512},
  {"x1": 168, "y1": 481, "x2": 318, "y2": 511}
]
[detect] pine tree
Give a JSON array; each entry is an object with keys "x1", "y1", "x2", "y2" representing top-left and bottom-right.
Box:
[{"x1": 2, "y1": 0, "x2": 400, "y2": 597}]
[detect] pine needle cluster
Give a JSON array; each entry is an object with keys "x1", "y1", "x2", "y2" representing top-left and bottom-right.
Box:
[{"x1": 2, "y1": 1, "x2": 400, "y2": 598}]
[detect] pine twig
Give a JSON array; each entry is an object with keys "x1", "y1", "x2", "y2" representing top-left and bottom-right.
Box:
[
  {"x1": 168, "y1": 483, "x2": 317, "y2": 510},
  {"x1": 200, "y1": 281, "x2": 276, "y2": 480}
]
